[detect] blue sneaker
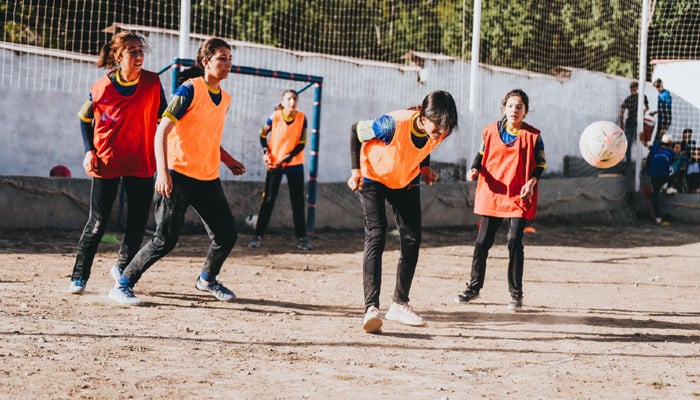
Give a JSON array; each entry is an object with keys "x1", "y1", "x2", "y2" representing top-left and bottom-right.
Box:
[
  {"x1": 195, "y1": 277, "x2": 236, "y2": 301},
  {"x1": 108, "y1": 284, "x2": 142, "y2": 306},
  {"x1": 68, "y1": 279, "x2": 86, "y2": 294}
]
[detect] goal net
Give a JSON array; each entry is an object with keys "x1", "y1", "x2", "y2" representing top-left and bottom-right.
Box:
[{"x1": 1, "y1": 0, "x2": 699, "y2": 225}]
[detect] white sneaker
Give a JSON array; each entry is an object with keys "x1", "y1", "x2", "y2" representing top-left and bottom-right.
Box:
[
  {"x1": 195, "y1": 277, "x2": 236, "y2": 302},
  {"x1": 362, "y1": 306, "x2": 382, "y2": 333},
  {"x1": 108, "y1": 284, "x2": 142, "y2": 306},
  {"x1": 248, "y1": 236, "x2": 261, "y2": 249},
  {"x1": 110, "y1": 265, "x2": 121, "y2": 283},
  {"x1": 507, "y1": 298, "x2": 523, "y2": 311},
  {"x1": 67, "y1": 279, "x2": 86, "y2": 294},
  {"x1": 385, "y1": 302, "x2": 426, "y2": 327}
]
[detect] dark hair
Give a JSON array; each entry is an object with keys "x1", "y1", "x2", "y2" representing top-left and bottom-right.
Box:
[
  {"x1": 629, "y1": 82, "x2": 638, "y2": 90},
  {"x1": 177, "y1": 66, "x2": 202, "y2": 85},
  {"x1": 683, "y1": 128, "x2": 693, "y2": 135},
  {"x1": 178, "y1": 38, "x2": 232, "y2": 83},
  {"x1": 96, "y1": 31, "x2": 148, "y2": 69},
  {"x1": 419, "y1": 90, "x2": 458, "y2": 137},
  {"x1": 501, "y1": 89, "x2": 530, "y2": 112},
  {"x1": 653, "y1": 78, "x2": 663, "y2": 88}
]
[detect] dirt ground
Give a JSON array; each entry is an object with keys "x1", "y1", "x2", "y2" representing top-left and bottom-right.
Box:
[{"x1": 1, "y1": 221, "x2": 699, "y2": 400}]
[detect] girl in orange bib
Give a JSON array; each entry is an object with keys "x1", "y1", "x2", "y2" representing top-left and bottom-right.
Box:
[
  {"x1": 348, "y1": 90, "x2": 458, "y2": 333},
  {"x1": 109, "y1": 38, "x2": 246, "y2": 306},
  {"x1": 68, "y1": 32, "x2": 167, "y2": 294},
  {"x1": 248, "y1": 89, "x2": 312, "y2": 251},
  {"x1": 456, "y1": 89, "x2": 546, "y2": 311}
]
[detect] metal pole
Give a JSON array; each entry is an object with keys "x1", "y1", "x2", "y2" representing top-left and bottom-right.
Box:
[
  {"x1": 635, "y1": 0, "x2": 650, "y2": 192},
  {"x1": 306, "y1": 83, "x2": 322, "y2": 234},
  {"x1": 468, "y1": 0, "x2": 482, "y2": 114},
  {"x1": 178, "y1": 0, "x2": 191, "y2": 59}
]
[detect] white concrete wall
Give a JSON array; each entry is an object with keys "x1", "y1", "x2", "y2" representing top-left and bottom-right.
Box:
[{"x1": 3, "y1": 31, "x2": 696, "y2": 182}]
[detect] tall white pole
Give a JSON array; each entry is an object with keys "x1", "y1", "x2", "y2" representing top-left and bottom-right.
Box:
[
  {"x1": 179, "y1": 0, "x2": 191, "y2": 59},
  {"x1": 469, "y1": 0, "x2": 482, "y2": 114},
  {"x1": 635, "y1": 0, "x2": 650, "y2": 192},
  {"x1": 467, "y1": 0, "x2": 482, "y2": 180}
]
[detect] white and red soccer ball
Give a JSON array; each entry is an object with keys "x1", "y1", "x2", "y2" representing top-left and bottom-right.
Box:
[{"x1": 579, "y1": 121, "x2": 628, "y2": 169}]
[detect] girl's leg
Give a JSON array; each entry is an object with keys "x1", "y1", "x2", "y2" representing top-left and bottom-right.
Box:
[
  {"x1": 254, "y1": 169, "x2": 283, "y2": 237},
  {"x1": 190, "y1": 179, "x2": 237, "y2": 280},
  {"x1": 71, "y1": 177, "x2": 120, "y2": 281},
  {"x1": 359, "y1": 181, "x2": 387, "y2": 310},
  {"x1": 506, "y1": 217, "x2": 528, "y2": 300},
  {"x1": 387, "y1": 186, "x2": 422, "y2": 304},
  {"x1": 121, "y1": 172, "x2": 189, "y2": 286},
  {"x1": 468, "y1": 216, "x2": 502, "y2": 292},
  {"x1": 286, "y1": 170, "x2": 307, "y2": 239},
  {"x1": 116, "y1": 176, "x2": 154, "y2": 269}
]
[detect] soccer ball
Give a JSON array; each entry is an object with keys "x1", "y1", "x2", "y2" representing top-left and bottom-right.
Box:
[
  {"x1": 245, "y1": 214, "x2": 258, "y2": 230},
  {"x1": 579, "y1": 121, "x2": 627, "y2": 168}
]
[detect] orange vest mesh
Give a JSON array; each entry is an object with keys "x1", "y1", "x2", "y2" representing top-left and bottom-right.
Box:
[
  {"x1": 360, "y1": 109, "x2": 442, "y2": 189},
  {"x1": 90, "y1": 70, "x2": 161, "y2": 178},
  {"x1": 268, "y1": 109, "x2": 305, "y2": 166},
  {"x1": 167, "y1": 77, "x2": 231, "y2": 181},
  {"x1": 473, "y1": 121, "x2": 540, "y2": 220}
]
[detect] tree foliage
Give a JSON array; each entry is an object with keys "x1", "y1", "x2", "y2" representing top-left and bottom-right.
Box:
[{"x1": 1, "y1": 0, "x2": 697, "y2": 78}]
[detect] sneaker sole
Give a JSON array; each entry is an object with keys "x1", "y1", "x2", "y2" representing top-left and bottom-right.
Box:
[
  {"x1": 363, "y1": 316, "x2": 383, "y2": 333},
  {"x1": 385, "y1": 312, "x2": 426, "y2": 327},
  {"x1": 454, "y1": 294, "x2": 480, "y2": 303},
  {"x1": 507, "y1": 303, "x2": 523, "y2": 312},
  {"x1": 195, "y1": 281, "x2": 236, "y2": 302},
  {"x1": 68, "y1": 287, "x2": 85, "y2": 295}
]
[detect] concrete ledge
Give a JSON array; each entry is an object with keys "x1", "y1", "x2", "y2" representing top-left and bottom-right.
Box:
[{"x1": 3, "y1": 174, "x2": 696, "y2": 231}]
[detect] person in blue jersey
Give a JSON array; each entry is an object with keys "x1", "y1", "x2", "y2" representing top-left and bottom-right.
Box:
[
  {"x1": 645, "y1": 133, "x2": 675, "y2": 226},
  {"x1": 68, "y1": 31, "x2": 167, "y2": 295},
  {"x1": 348, "y1": 90, "x2": 458, "y2": 333},
  {"x1": 650, "y1": 79, "x2": 672, "y2": 144}
]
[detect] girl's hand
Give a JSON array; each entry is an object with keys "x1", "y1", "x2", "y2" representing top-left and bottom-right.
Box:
[
  {"x1": 519, "y1": 177, "x2": 538, "y2": 200},
  {"x1": 347, "y1": 169, "x2": 363, "y2": 192},
  {"x1": 467, "y1": 168, "x2": 479, "y2": 181},
  {"x1": 420, "y1": 166, "x2": 439, "y2": 186},
  {"x1": 83, "y1": 150, "x2": 98, "y2": 175},
  {"x1": 154, "y1": 171, "x2": 173, "y2": 198},
  {"x1": 226, "y1": 159, "x2": 246, "y2": 175}
]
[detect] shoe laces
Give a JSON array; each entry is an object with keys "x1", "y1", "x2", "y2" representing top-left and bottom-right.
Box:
[
  {"x1": 120, "y1": 286, "x2": 136, "y2": 298},
  {"x1": 209, "y1": 281, "x2": 230, "y2": 294},
  {"x1": 397, "y1": 302, "x2": 415, "y2": 313}
]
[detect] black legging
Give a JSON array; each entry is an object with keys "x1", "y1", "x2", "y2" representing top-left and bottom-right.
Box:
[
  {"x1": 468, "y1": 215, "x2": 527, "y2": 299},
  {"x1": 254, "y1": 166, "x2": 307, "y2": 238},
  {"x1": 122, "y1": 171, "x2": 237, "y2": 285},
  {"x1": 71, "y1": 176, "x2": 153, "y2": 281},
  {"x1": 359, "y1": 181, "x2": 422, "y2": 310}
]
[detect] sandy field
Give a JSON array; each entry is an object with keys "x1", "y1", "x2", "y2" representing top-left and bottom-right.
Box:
[{"x1": 1, "y1": 221, "x2": 699, "y2": 399}]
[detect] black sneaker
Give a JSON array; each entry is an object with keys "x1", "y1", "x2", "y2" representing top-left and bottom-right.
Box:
[
  {"x1": 455, "y1": 288, "x2": 480, "y2": 303},
  {"x1": 297, "y1": 237, "x2": 313, "y2": 251},
  {"x1": 507, "y1": 297, "x2": 523, "y2": 311}
]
